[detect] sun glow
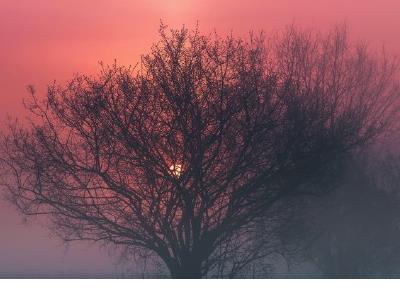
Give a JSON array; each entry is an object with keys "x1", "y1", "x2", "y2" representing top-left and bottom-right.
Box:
[
  {"x1": 155, "y1": 0, "x2": 191, "y2": 15},
  {"x1": 169, "y1": 164, "x2": 182, "y2": 178}
]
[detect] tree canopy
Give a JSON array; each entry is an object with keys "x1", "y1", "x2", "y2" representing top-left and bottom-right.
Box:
[{"x1": 1, "y1": 25, "x2": 399, "y2": 278}]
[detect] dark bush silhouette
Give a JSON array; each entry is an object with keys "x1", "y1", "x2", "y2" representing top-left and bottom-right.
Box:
[
  {"x1": 311, "y1": 164, "x2": 400, "y2": 278},
  {"x1": 230, "y1": 157, "x2": 400, "y2": 278},
  {"x1": 1, "y1": 25, "x2": 399, "y2": 278}
]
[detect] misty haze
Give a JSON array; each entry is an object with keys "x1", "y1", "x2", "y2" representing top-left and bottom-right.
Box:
[{"x1": 1, "y1": 1, "x2": 400, "y2": 280}]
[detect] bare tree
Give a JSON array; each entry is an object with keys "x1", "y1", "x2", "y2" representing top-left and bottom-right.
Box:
[{"x1": 1, "y1": 25, "x2": 399, "y2": 278}]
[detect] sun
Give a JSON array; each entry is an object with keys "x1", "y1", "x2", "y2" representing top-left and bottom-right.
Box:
[{"x1": 169, "y1": 164, "x2": 182, "y2": 178}]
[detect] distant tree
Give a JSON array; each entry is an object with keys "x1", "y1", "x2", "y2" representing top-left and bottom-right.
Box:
[
  {"x1": 1, "y1": 25, "x2": 399, "y2": 278},
  {"x1": 306, "y1": 159, "x2": 400, "y2": 278},
  {"x1": 237, "y1": 157, "x2": 400, "y2": 279}
]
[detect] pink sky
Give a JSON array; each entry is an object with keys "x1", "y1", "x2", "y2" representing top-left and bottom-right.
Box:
[{"x1": 0, "y1": 0, "x2": 399, "y2": 277}]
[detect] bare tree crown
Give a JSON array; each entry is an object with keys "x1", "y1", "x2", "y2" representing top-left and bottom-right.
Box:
[{"x1": 1, "y1": 25, "x2": 399, "y2": 278}]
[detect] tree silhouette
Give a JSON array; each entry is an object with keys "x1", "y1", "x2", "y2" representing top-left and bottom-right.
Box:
[{"x1": 1, "y1": 25, "x2": 399, "y2": 278}]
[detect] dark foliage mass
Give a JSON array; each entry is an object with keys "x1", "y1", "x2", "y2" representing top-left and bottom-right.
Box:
[{"x1": 1, "y1": 25, "x2": 399, "y2": 278}]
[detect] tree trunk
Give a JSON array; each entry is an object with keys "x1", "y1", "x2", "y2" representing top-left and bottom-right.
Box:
[{"x1": 170, "y1": 258, "x2": 203, "y2": 279}]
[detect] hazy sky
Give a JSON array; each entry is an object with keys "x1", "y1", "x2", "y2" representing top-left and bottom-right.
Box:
[{"x1": 1, "y1": 0, "x2": 399, "y2": 277}]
